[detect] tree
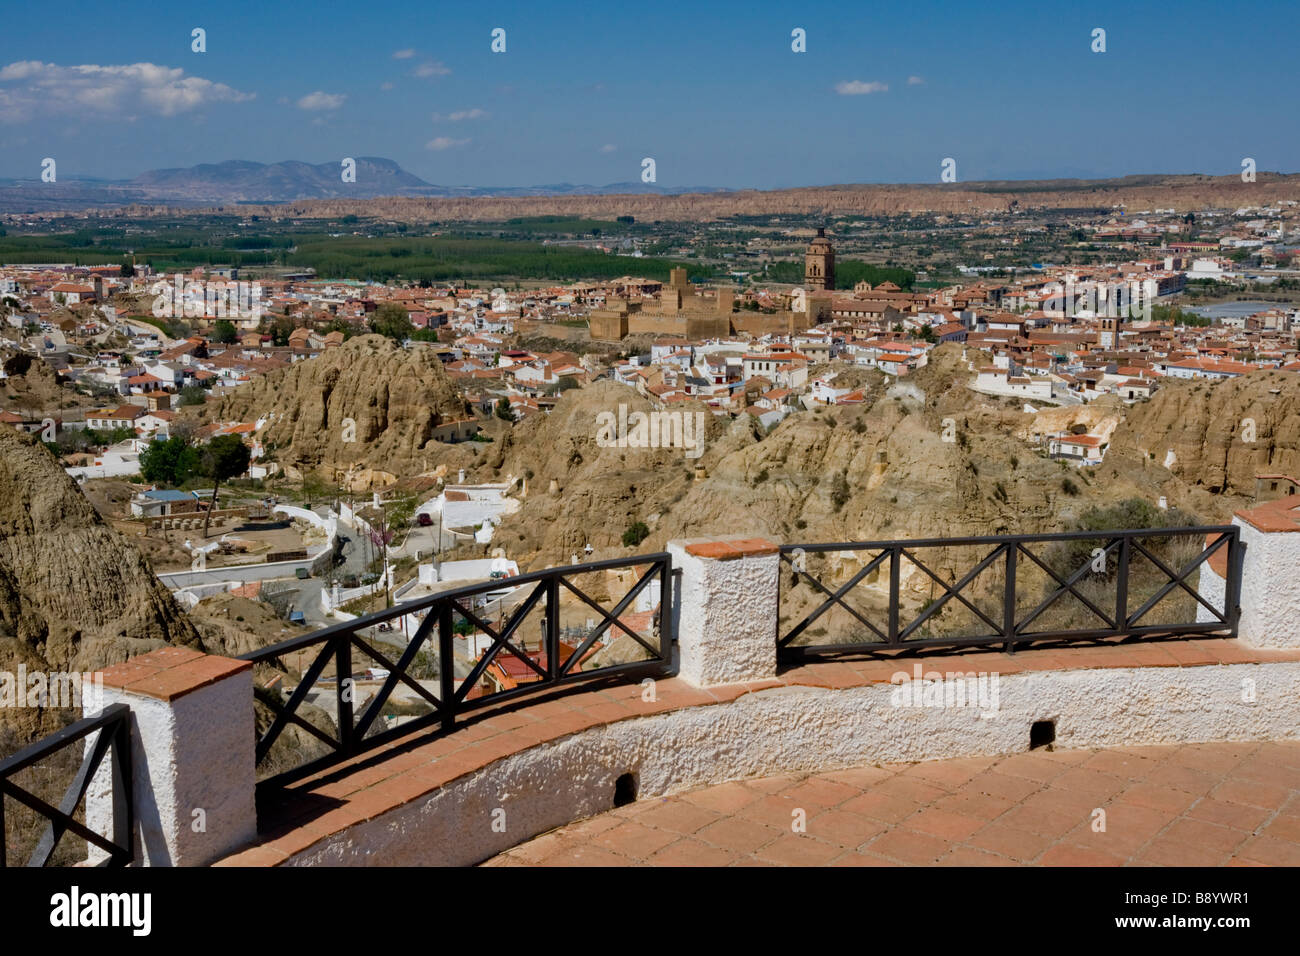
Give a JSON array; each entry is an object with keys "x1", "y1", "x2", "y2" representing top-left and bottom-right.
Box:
[
  {"x1": 369, "y1": 302, "x2": 414, "y2": 342},
  {"x1": 300, "y1": 471, "x2": 330, "y2": 509},
  {"x1": 212, "y1": 319, "x2": 237, "y2": 344},
  {"x1": 622, "y1": 522, "x2": 650, "y2": 548},
  {"x1": 199, "y1": 435, "x2": 251, "y2": 537},
  {"x1": 140, "y1": 435, "x2": 199, "y2": 486},
  {"x1": 179, "y1": 384, "x2": 208, "y2": 406},
  {"x1": 266, "y1": 315, "x2": 295, "y2": 346},
  {"x1": 119, "y1": 261, "x2": 135, "y2": 278},
  {"x1": 494, "y1": 397, "x2": 515, "y2": 422}
]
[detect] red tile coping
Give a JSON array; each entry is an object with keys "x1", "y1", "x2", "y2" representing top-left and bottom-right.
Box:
[
  {"x1": 100, "y1": 646, "x2": 250, "y2": 702},
  {"x1": 214, "y1": 638, "x2": 1300, "y2": 867},
  {"x1": 685, "y1": 537, "x2": 779, "y2": 560},
  {"x1": 1206, "y1": 534, "x2": 1229, "y2": 579},
  {"x1": 1236, "y1": 495, "x2": 1300, "y2": 533}
]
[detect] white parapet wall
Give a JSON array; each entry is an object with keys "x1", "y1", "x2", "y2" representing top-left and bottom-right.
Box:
[
  {"x1": 278, "y1": 658, "x2": 1300, "y2": 867},
  {"x1": 1198, "y1": 498, "x2": 1300, "y2": 649},
  {"x1": 85, "y1": 648, "x2": 256, "y2": 866},
  {"x1": 668, "y1": 537, "x2": 779, "y2": 687}
]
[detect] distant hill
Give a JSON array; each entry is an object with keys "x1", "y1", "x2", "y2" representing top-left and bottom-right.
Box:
[
  {"x1": 129, "y1": 157, "x2": 434, "y2": 201},
  {"x1": 0, "y1": 157, "x2": 731, "y2": 211}
]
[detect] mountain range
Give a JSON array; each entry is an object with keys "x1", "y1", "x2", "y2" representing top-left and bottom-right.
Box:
[{"x1": 0, "y1": 157, "x2": 729, "y2": 212}]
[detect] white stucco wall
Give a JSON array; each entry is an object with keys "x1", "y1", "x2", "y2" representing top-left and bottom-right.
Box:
[
  {"x1": 1235, "y1": 520, "x2": 1300, "y2": 648},
  {"x1": 86, "y1": 671, "x2": 256, "y2": 866},
  {"x1": 277, "y1": 659, "x2": 1300, "y2": 867},
  {"x1": 668, "y1": 541, "x2": 778, "y2": 686}
]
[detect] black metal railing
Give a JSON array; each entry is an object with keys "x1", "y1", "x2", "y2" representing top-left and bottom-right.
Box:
[
  {"x1": 778, "y1": 527, "x2": 1242, "y2": 660},
  {"x1": 0, "y1": 703, "x2": 133, "y2": 867},
  {"x1": 241, "y1": 553, "x2": 673, "y2": 790}
]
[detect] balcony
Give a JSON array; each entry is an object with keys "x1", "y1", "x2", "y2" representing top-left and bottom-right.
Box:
[{"x1": 5, "y1": 497, "x2": 1300, "y2": 867}]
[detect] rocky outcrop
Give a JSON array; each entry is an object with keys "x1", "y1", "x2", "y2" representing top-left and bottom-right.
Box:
[
  {"x1": 476, "y1": 346, "x2": 1177, "y2": 568},
  {"x1": 1107, "y1": 370, "x2": 1300, "y2": 507},
  {"x1": 0, "y1": 428, "x2": 201, "y2": 739},
  {"x1": 198, "y1": 335, "x2": 476, "y2": 483}
]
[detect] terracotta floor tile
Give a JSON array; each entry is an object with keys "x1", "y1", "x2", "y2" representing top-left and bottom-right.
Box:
[
  {"x1": 754, "y1": 833, "x2": 845, "y2": 866},
  {"x1": 633, "y1": 799, "x2": 722, "y2": 835},
  {"x1": 906, "y1": 807, "x2": 986, "y2": 842},
  {"x1": 1135, "y1": 837, "x2": 1230, "y2": 867},
  {"x1": 1185, "y1": 797, "x2": 1273, "y2": 832},
  {"x1": 803, "y1": 809, "x2": 888, "y2": 848},
  {"x1": 865, "y1": 827, "x2": 953, "y2": 865},
  {"x1": 591, "y1": 821, "x2": 680, "y2": 859},
  {"x1": 694, "y1": 816, "x2": 783, "y2": 855},
  {"x1": 679, "y1": 780, "x2": 764, "y2": 814},
  {"x1": 647, "y1": 838, "x2": 738, "y2": 867},
  {"x1": 966, "y1": 822, "x2": 1058, "y2": 862},
  {"x1": 1233, "y1": 835, "x2": 1300, "y2": 866},
  {"x1": 1038, "y1": 843, "x2": 1128, "y2": 866}
]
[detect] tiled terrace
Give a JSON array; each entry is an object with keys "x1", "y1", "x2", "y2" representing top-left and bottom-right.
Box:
[
  {"x1": 216, "y1": 637, "x2": 1300, "y2": 866},
  {"x1": 486, "y1": 740, "x2": 1300, "y2": 867}
]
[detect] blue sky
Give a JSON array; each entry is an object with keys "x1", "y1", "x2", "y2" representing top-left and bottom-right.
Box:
[{"x1": 1, "y1": 0, "x2": 1296, "y2": 187}]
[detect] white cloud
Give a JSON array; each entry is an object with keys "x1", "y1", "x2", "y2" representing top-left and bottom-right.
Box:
[
  {"x1": 392, "y1": 49, "x2": 416, "y2": 60},
  {"x1": 380, "y1": 81, "x2": 394, "y2": 91},
  {"x1": 297, "y1": 91, "x2": 346, "y2": 111},
  {"x1": 907, "y1": 75, "x2": 925, "y2": 86},
  {"x1": 426, "y1": 136, "x2": 469, "y2": 151},
  {"x1": 599, "y1": 143, "x2": 617, "y2": 153},
  {"x1": 413, "y1": 60, "x2": 451, "y2": 78},
  {"x1": 835, "y1": 80, "x2": 889, "y2": 95},
  {"x1": 0, "y1": 60, "x2": 253, "y2": 121},
  {"x1": 448, "y1": 108, "x2": 486, "y2": 121}
]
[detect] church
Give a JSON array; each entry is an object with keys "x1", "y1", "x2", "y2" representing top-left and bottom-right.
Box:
[{"x1": 804, "y1": 227, "x2": 836, "y2": 291}]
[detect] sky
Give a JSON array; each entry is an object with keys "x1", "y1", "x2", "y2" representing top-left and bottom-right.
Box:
[{"x1": 1, "y1": 0, "x2": 1297, "y2": 189}]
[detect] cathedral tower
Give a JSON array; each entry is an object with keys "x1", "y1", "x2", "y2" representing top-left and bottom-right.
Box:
[{"x1": 804, "y1": 227, "x2": 835, "y2": 291}]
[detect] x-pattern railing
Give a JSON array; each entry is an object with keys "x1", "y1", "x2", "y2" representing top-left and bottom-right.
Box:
[
  {"x1": 778, "y1": 527, "x2": 1242, "y2": 660},
  {"x1": 242, "y1": 553, "x2": 672, "y2": 790},
  {"x1": 0, "y1": 703, "x2": 133, "y2": 868}
]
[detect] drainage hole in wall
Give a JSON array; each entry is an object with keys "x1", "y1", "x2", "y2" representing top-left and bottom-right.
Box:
[
  {"x1": 1030, "y1": 719, "x2": 1056, "y2": 751},
  {"x1": 614, "y1": 772, "x2": 638, "y2": 807}
]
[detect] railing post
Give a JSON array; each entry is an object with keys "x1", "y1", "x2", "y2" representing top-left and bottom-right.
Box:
[
  {"x1": 335, "y1": 634, "x2": 353, "y2": 753},
  {"x1": 1003, "y1": 542, "x2": 1018, "y2": 653},
  {"x1": 1115, "y1": 534, "x2": 1130, "y2": 633},
  {"x1": 659, "y1": 558, "x2": 673, "y2": 665},
  {"x1": 1225, "y1": 529, "x2": 1244, "y2": 636},
  {"x1": 111, "y1": 709, "x2": 133, "y2": 862},
  {"x1": 438, "y1": 601, "x2": 455, "y2": 732},
  {"x1": 887, "y1": 545, "x2": 901, "y2": 645},
  {"x1": 546, "y1": 573, "x2": 561, "y2": 679}
]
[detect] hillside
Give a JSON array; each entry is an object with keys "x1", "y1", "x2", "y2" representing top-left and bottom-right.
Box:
[
  {"x1": 1107, "y1": 369, "x2": 1300, "y2": 511},
  {"x1": 22, "y1": 172, "x2": 1300, "y2": 222},
  {"x1": 196, "y1": 335, "x2": 479, "y2": 486},
  {"x1": 130, "y1": 173, "x2": 1300, "y2": 222},
  {"x1": 464, "y1": 345, "x2": 1300, "y2": 573},
  {"x1": 467, "y1": 347, "x2": 1165, "y2": 568},
  {"x1": 0, "y1": 428, "x2": 201, "y2": 740}
]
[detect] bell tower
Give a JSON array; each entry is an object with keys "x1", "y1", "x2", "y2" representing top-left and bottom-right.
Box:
[{"x1": 804, "y1": 227, "x2": 835, "y2": 292}]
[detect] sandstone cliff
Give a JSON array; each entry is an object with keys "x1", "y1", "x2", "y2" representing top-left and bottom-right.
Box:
[
  {"x1": 0, "y1": 428, "x2": 201, "y2": 740},
  {"x1": 1106, "y1": 370, "x2": 1300, "y2": 514},
  {"x1": 197, "y1": 335, "x2": 478, "y2": 485},
  {"x1": 473, "y1": 346, "x2": 1182, "y2": 569}
]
